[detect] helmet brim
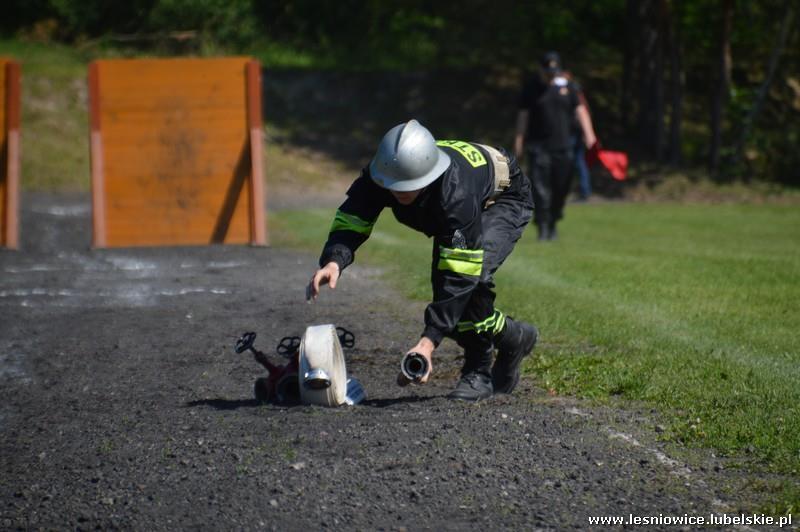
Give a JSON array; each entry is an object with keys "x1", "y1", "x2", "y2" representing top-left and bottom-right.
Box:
[{"x1": 369, "y1": 148, "x2": 451, "y2": 192}]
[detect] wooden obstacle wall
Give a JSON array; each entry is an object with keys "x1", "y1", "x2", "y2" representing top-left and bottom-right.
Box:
[
  {"x1": 89, "y1": 57, "x2": 267, "y2": 247},
  {"x1": 1, "y1": 59, "x2": 21, "y2": 249}
]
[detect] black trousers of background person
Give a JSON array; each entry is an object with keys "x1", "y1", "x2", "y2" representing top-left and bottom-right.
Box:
[
  {"x1": 436, "y1": 154, "x2": 534, "y2": 376},
  {"x1": 527, "y1": 144, "x2": 574, "y2": 227}
]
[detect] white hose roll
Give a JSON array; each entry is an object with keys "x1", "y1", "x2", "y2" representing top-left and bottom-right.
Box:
[{"x1": 298, "y1": 324, "x2": 348, "y2": 407}]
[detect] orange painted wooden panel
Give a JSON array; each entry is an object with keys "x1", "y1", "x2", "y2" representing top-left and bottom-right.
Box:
[
  {"x1": 1, "y1": 58, "x2": 20, "y2": 249},
  {"x1": 0, "y1": 58, "x2": 7, "y2": 247},
  {"x1": 91, "y1": 57, "x2": 262, "y2": 247},
  {"x1": 0, "y1": 60, "x2": 7, "y2": 128}
]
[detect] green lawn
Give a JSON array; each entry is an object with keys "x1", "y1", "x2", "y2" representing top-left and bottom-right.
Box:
[
  {"x1": 0, "y1": 39, "x2": 92, "y2": 190},
  {"x1": 275, "y1": 202, "x2": 800, "y2": 510}
]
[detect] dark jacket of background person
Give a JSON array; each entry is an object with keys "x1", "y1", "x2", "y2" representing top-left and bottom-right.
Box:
[{"x1": 518, "y1": 74, "x2": 581, "y2": 152}]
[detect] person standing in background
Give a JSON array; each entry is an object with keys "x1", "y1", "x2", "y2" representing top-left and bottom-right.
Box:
[{"x1": 515, "y1": 52, "x2": 597, "y2": 240}]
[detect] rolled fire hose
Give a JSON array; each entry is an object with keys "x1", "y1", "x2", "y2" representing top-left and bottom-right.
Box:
[{"x1": 299, "y1": 324, "x2": 364, "y2": 407}]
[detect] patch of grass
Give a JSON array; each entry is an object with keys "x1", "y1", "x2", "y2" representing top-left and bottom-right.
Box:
[
  {"x1": 0, "y1": 39, "x2": 92, "y2": 190},
  {"x1": 250, "y1": 40, "x2": 324, "y2": 69},
  {"x1": 264, "y1": 126, "x2": 357, "y2": 193},
  {"x1": 758, "y1": 481, "x2": 800, "y2": 516},
  {"x1": 274, "y1": 202, "x2": 800, "y2": 510},
  {"x1": 627, "y1": 172, "x2": 800, "y2": 204}
]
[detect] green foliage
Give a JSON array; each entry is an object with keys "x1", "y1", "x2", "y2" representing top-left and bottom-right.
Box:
[
  {"x1": 3, "y1": 0, "x2": 631, "y2": 68},
  {"x1": 146, "y1": 0, "x2": 258, "y2": 48},
  {"x1": 1, "y1": 0, "x2": 51, "y2": 34},
  {"x1": 47, "y1": 0, "x2": 154, "y2": 38},
  {"x1": 1, "y1": 1, "x2": 798, "y2": 182}
]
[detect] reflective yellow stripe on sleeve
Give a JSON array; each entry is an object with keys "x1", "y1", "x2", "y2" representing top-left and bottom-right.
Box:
[
  {"x1": 330, "y1": 210, "x2": 375, "y2": 236},
  {"x1": 437, "y1": 246, "x2": 483, "y2": 276}
]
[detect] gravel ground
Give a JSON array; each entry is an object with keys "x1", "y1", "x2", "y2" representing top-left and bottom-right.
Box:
[{"x1": 0, "y1": 193, "x2": 788, "y2": 531}]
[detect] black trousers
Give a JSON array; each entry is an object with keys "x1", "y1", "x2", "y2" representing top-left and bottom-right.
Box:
[
  {"x1": 445, "y1": 159, "x2": 534, "y2": 375},
  {"x1": 527, "y1": 144, "x2": 573, "y2": 226}
]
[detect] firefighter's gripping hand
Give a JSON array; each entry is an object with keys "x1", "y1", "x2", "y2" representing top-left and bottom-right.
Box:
[
  {"x1": 306, "y1": 262, "x2": 340, "y2": 301},
  {"x1": 397, "y1": 337, "x2": 435, "y2": 387}
]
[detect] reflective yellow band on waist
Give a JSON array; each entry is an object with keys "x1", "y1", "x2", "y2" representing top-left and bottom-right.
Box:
[
  {"x1": 438, "y1": 258, "x2": 482, "y2": 276},
  {"x1": 330, "y1": 210, "x2": 375, "y2": 236},
  {"x1": 437, "y1": 246, "x2": 483, "y2": 276}
]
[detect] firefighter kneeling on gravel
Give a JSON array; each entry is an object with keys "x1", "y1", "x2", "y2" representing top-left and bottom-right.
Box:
[{"x1": 306, "y1": 119, "x2": 539, "y2": 401}]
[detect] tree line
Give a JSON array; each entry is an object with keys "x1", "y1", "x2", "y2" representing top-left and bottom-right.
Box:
[
  {"x1": 625, "y1": 0, "x2": 797, "y2": 183},
  {"x1": 4, "y1": 0, "x2": 799, "y2": 184}
]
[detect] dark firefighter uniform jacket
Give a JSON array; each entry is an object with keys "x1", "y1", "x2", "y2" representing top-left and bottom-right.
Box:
[{"x1": 319, "y1": 140, "x2": 500, "y2": 347}]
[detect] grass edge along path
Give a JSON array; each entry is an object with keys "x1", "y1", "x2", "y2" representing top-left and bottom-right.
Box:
[{"x1": 273, "y1": 202, "x2": 800, "y2": 514}]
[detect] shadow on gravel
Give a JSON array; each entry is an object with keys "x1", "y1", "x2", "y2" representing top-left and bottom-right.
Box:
[
  {"x1": 185, "y1": 396, "x2": 443, "y2": 410},
  {"x1": 361, "y1": 395, "x2": 442, "y2": 408},
  {"x1": 184, "y1": 398, "x2": 261, "y2": 410}
]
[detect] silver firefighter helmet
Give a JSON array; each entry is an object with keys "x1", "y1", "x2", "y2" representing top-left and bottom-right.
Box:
[{"x1": 369, "y1": 119, "x2": 451, "y2": 192}]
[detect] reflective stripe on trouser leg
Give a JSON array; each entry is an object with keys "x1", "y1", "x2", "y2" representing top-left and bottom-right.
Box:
[
  {"x1": 454, "y1": 309, "x2": 508, "y2": 377},
  {"x1": 456, "y1": 309, "x2": 506, "y2": 335},
  {"x1": 445, "y1": 279, "x2": 495, "y2": 375}
]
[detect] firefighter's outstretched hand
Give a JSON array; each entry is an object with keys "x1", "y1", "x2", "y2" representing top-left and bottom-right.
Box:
[
  {"x1": 397, "y1": 337, "x2": 435, "y2": 387},
  {"x1": 306, "y1": 262, "x2": 340, "y2": 301}
]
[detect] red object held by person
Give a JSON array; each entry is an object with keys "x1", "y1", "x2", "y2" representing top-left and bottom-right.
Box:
[{"x1": 586, "y1": 142, "x2": 628, "y2": 181}]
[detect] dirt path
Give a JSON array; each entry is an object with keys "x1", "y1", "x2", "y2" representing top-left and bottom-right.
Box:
[{"x1": 0, "y1": 193, "x2": 781, "y2": 531}]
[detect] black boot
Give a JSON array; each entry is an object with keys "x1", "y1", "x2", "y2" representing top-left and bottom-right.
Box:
[
  {"x1": 548, "y1": 221, "x2": 558, "y2": 240},
  {"x1": 448, "y1": 339, "x2": 494, "y2": 402},
  {"x1": 492, "y1": 318, "x2": 539, "y2": 394},
  {"x1": 448, "y1": 371, "x2": 493, "y2": 402},
  {"x1": 537, "y1": 223, "x2": 550, "y2": 241}
]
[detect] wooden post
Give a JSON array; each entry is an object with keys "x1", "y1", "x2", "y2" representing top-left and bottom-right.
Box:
[
  {"x1": 246, "y1": 60, "x2": 267, "y2": 246},
  {"x1": 88, "y1": 61, "x2": 106, "y2": 248},
  {"x1": 4, "y1": 61, "x2": 20, "y2": 250}
]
